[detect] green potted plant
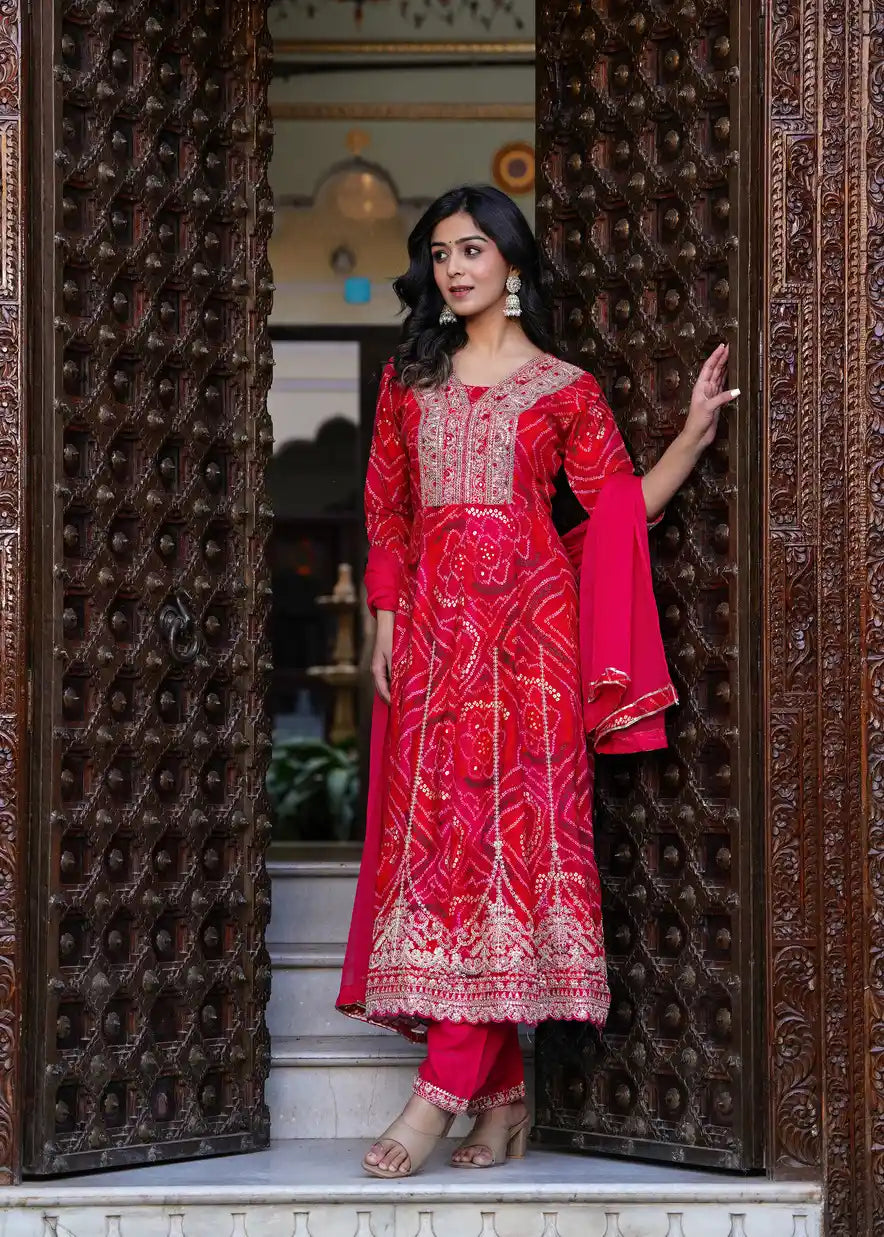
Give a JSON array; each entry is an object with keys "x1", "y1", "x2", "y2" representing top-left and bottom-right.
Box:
[{"x1": 266, "y1": 736, "x2": 360, "y2": 841}]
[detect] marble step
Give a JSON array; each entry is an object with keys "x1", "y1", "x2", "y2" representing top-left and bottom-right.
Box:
[
  {"x1": 267, "y1": 944, "x2": 367, "y2": 1038},
  {"x1": 267, "y1": 852, "x2": 359, "y2": 947},
  {"x1": 8, "y1": 1139, "x2": 824, "y2": 1237},
  {"x1": 267, "y1": 1033, "x2": 438, "y2": 1141},
  {"x1": 268, "y1": 1034, "x2": 535, "y2": 1141}
]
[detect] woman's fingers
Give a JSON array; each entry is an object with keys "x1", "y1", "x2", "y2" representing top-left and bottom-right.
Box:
[
  {"x1": 696, "y1": 349, "x2": 721, "y2": 387},
  {"x1": 697, "y1": 351, "x2": 726, "y2": 396},
  {"x1": 709, "y1": 346, "x2": 728, "y2": 392},
  {"x1": 712, "y1": 387, "x2": 740, "y2": 409},
  {"x1": 371, "y1": 626, "x2": 393, "y2": 705},
  {"x1": 698, "y1": 344, "x2": 729, "y2": 398}
]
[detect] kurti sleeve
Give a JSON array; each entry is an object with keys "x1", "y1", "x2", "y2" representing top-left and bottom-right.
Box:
[
  {"x1": 363, "y1": 360, "x2": 413, "y2": 617},
  {"x1": 562, "y1": 373, "x2": 634, "y2": 518}
]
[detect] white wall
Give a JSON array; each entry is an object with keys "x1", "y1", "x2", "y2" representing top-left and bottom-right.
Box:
[{"x1": 268, "y1": 340, "x2": 360, "y2": 450}]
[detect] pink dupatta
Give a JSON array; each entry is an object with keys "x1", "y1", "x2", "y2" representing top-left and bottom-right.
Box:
[
  {"x1": 336, "y1": 471, "x2": 676, "y2": 1031},
  {"x1": 560, "y1": 471, "x2": 677, "y2": 753}
]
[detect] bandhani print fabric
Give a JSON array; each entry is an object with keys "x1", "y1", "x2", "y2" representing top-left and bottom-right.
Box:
[{"x1": 338, "y1": 352, "x2": 676, "y2": 1039}]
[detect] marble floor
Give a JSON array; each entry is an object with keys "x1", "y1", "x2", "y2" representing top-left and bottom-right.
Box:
[
  {"x1": 4, "y1": 1140, "x2": 817, "y2": 1204},
  {"x1": 0, "y1": 1142, "x2": 823, "y2": 1237}
]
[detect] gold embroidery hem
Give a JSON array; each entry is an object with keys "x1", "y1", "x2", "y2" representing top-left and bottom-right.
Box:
[
  {"x1": 468, "y1": 1082, "x2": 527, "y2": 1114},
  {"x1": 412, "y1": 1075, "x2": 474, "y2": 1114},
  {"x1": 336, "y1": 998, "x2": 429, "y2": 1043},
  {"x1": 585, "y1": 666, "x2": 631, "y2": 700},
  {"x1": 362, "y1": 980, "x2": 611, "y2": 1029},
  {"x1": 593, "y1": 681, "x2": 679, "y2": 744},
  {"x1": 337, "y1": 987, "x2": 610, "y2": 1042}
]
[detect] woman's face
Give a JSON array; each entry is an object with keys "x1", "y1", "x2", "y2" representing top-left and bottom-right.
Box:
[{"x1": 430, "y1": 211, "x2": 513, "y2": 319}]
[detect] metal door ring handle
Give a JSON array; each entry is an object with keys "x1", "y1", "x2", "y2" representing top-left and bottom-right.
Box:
[{"x1": 158, "y1": 589, "x2": 200, "y2": 664}]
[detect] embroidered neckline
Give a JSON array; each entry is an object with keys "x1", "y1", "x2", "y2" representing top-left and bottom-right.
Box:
[
  {"x1": 415, "y1": 352, "x2": 585, "y2": 507},
  {"x1": 449, "y1": 352, "x2": 551, "y2": 399}
]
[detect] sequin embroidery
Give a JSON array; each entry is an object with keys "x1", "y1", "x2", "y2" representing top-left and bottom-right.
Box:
[{"x1": 415, "y1": 354, "x2": 584, "y2": 506}]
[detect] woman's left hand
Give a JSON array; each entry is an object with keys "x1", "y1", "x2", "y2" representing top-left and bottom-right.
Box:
[{"x1": 682, "y1": 343, "x2": 739, "y2": 452}]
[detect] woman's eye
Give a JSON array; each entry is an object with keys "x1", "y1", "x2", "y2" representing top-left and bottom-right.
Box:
[
  {"x1": 433, "y1": 251, "x2": 448, "y2": 263},
  {"x1": 464, "y1": 247, "x2": 481, "y2": 257}
]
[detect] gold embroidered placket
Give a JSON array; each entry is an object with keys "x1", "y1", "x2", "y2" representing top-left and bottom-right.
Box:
[{"x1": 415, "y1": 357, "x2": 585, "y2": 507}]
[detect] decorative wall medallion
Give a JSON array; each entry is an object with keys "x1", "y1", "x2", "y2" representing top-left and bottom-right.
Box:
[{"x1": 492, "y1": 141, "x2": 535, "y2": 194}]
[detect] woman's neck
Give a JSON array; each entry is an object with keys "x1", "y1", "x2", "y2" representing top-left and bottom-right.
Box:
[{"x1": 462, "y1": 311, "x2": 530, "y2": 360}]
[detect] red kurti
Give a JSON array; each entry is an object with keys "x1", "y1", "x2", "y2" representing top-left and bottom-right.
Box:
[{"x1": 338, "y1": 353, "x2": 676, "y2": 1040}]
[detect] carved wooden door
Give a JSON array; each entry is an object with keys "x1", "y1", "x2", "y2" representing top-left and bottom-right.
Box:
[
  {"x1": 535, "y1": 0, "x2": 763, "y2": 1169},
  {"x1": 22, "y1": 0, "x2": 275, "y2": 1173}
]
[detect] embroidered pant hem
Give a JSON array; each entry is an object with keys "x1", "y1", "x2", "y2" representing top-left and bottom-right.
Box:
[{"x1": 412, "y1": 1019, "x2": 525, "y2": 1115}]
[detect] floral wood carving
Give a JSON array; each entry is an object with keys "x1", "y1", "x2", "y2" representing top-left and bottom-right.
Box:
[
  {"x1": 767, "y1": 0, "x2": 878, "y2": 1232},
  {"x1": 865, "y1": 7, "x2": 884, "y2": 1231},
  {"x1": 0, "y1": 0, "x2": 21, "y2": 1185}
]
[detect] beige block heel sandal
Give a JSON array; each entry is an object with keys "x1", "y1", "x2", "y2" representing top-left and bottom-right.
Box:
[
  {"x1": 362, "y1": 1111, "x2": 455, "y2": 1179},
  {"x1": 450, "y1": 1112, "x2": 531, "y2": 1168}
]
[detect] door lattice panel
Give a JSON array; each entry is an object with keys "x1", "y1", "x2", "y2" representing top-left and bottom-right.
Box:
[
  {"x1": 24, "y1": 0, "x2": 275, "y2": 1173},
  {"x1": 535, "y1": 0, "x2": 761, "y2": 1169}
]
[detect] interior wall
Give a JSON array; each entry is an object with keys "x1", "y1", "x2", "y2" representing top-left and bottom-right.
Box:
[
  {"x1": 269, "y1": 340, "x2": 360, "y2": 450},
  {"x1": 267, "y1": 0, "x2": 536, "y2": 326},
  {"x1": 262, "y1": 0, "x2": 537, "y2": 837},
  {"x1": 267, "y1": 0, "x2": 533, "y2": 42}
]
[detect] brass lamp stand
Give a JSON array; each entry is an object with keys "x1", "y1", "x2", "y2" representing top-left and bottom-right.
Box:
[{"x1": 306, "y1": 563, "x2": 359, "y2": 744}]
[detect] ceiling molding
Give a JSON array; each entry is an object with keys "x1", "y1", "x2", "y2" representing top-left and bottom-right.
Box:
[
  {"x1": 271, "y1": 101, "x2": 534, "y2": 121},
  {"x1": 272, "y1": 39, "x2": 535, "y2": 56}
]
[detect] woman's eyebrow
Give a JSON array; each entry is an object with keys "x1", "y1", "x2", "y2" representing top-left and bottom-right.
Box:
[{"x1": 430, "y1": 235, "x2": 488, "y2": 247}]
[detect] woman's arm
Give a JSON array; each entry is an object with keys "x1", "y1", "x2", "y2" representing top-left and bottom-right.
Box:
[
  {"x1": 364, "y1": 362, "x2": 412, "y2": 704},
  {"x1": 641, "y1": 343, "x2": 738, "y2": 522}
]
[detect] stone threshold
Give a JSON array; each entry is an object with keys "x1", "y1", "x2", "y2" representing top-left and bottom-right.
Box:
[{"x1": 0, "y1": 1141, "x2": 823, "y2": 1236}]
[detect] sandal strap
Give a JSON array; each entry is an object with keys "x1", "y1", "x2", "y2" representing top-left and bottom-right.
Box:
[
  {"x1": 454, "y1": 1114, "x2": 528, "y2": 1164},
  {"x1": 375, "y1": 1113, "x2": 453, "y2": 1168},
  {"x1": 454, "y1": 1129, "x2": 509, "y2": 1164}
]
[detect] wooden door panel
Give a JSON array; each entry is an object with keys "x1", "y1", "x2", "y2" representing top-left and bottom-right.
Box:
[
  {"x1": 535, "y1": 0, "x2": 762, "y2": 1170},
  {"x1": 23, "y1": 0, "x2": 275, "y2": 1173}
]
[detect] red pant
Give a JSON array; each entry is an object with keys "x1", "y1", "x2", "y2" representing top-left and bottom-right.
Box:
[{"x1": 412, "y1": 1020, "x2": 525, "y2": 1114}]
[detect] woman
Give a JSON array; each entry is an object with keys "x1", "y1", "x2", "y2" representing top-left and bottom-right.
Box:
[{"x1": 335, "y1": 184, "x2": 736, "y2": 1177}]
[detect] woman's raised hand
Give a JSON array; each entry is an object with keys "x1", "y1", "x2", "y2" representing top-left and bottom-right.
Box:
[
  {"x1": 640, "y1": 342, "x2": 739, "y2": 519},
  {"x1": 681, "y1": 343, "x2": 738, "y2": 452}
]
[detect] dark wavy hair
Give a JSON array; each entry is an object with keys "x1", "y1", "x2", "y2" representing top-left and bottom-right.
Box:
[{"x1": 392, "y1": 184, "x2": 554, "y2": 389}]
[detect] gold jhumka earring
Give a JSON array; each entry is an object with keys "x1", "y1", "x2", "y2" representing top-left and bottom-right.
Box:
[{"x1": 503, "y1": 272, "x2": 522, "y2": 318}]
